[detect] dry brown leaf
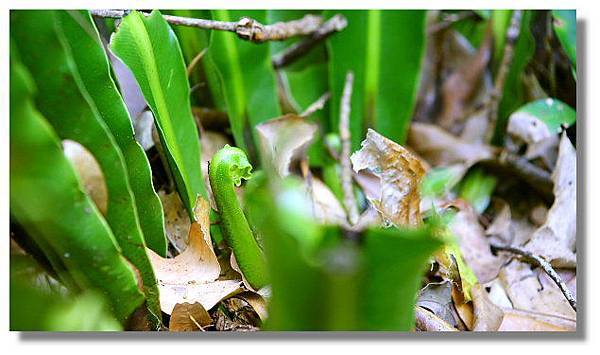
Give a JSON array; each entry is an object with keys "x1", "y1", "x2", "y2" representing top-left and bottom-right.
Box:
[
  {"x1": 415, "y1": 307, "x2": 458, "y2": 332},
  {"x1": 351, "y1": 129, "x2": 426, "y2": 226},
  {"x1": 507, "y1": 110, "x2": 559, "y2": 168},
  {"x1": 499, "y1": 260, "x2": 576, "y2": 320},
  {"x1": 158, "y1": 190, "x2": 191, "y2": 253},
  {"x1": 449, "y1": 203, "x2": 504, "y2": 283},
  {"x1": 148, "y1": 196, "x2": 242, "y2": 314},
  {"x1": 408, "y1": 122, "x2": 496, "y2": 169},
  {"x1": 62, "y1": 140, "x2": 108, "y2": 215},
  {"x1": 471, "y1": 284, "x2": 504, "y2": 331},
  {"x1": 234, "y1": 291, "x2": 269, "y2": 322},
  {"x1": 255, "y1": 114, "x2": 318, "y2": 177},
  {"x1": 451, "y1": 286, "x2": 474, "y2": 330},
  {"x1": 417, "y1": 281, "x2": 457, "y2": 327},
  {"x1": 498, "y1": 309, "x2": 576, "y2": 331},
  {"x1": 169, "y1": 302, "x2": 212, "y2": 331},
  {"x1": 311, "y1": 178, "x2": 348, "y2": 226},
  {"x1": 524, "y1": 134, "x2": 576, "y2": 268}
]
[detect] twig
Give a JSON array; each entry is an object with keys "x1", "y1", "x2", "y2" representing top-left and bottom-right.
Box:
[
  {"x1": 415, "y1": 306, "x2": 458, "y2": 332},
  {"x1": 427, "y1": 11, "x2": 477, "y2": 35},
  {"x1": 491, "y1": 244, "x2": 577, "y2": 312},
  {"x1": 272, "y1": 14, "x2": 348, "y2": 69},
  {"x1": 186, "y1": 48, "x2": 208, "y2": 77},
  {"x1": 91, "y1": 9, "x2": 325, "y2": 43},
  {"x1": 300, "y1": 92, "x2": 331, "y2": 117},
  {"x1": 485, "y1": 10, "x2": 523, "y2": 142},
  {"x1": 339, "y1": 71, "x2": 359, "y2": 226}
]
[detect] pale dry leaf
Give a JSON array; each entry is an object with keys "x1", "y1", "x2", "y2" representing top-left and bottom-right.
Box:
[
  {"x1": 417, "y1": 281, "x2": 457, "y2": 327},
  {"x1": 63, "y1": 140, "x2": 108, "y2": 215},
  {"x1": 311, "y1": 178, "x2": 348, "y2": 226},
  {"x1": 524, "y1": 134, "x2": 576, "y2": 268},
  {"x1": 158, "y1": 190, "x2": 191, "y2": 253},
  {"x1": 133, "y1": 110, "x2": 156, "y2": 151},
  {"x1": 483, "y1": 278, "x2": 513, "y2": 309},
  {"x1": 351, "y1": 129, "x2": 426, "y2": 226},
  {"x1": 449, "y1": 203, "x2": 504, "y2": 283},
  {"x1": 255, "y1": 114, "x2": 318, "y2": 177},
  {"x1": 498, "y1": 309, "x2": 576, "y2": 331},
  {"x1": 169, "y1": 302, "x2": 212, "y2": 331},
  {"x1": 415, "y1": 307, "x2": 458, "y2": 332},
  {"x1": 408, "y1": 122, "x2": 496, "y2": 168},
  {"x1": 507, "y1": 111, "x2": 559, "y2": 168},
  {"x1": 498, "y1": 260, "x2": 576, "y2": 320},
  {"x1": 148, "y1": 196, "x2": 241, "y2": 314},
  {"x1": 472, "y1": 284, "x2": 504, "y2": 331},
  {"x1": 234, "y1": 291, "x2": 269, "y2": 322}
]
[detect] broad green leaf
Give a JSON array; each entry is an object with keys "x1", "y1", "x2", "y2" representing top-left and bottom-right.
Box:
[
  {"x1": 511, "y1": 98, "x2": 576, "y2": 134},
  {"x1": 326, "y1": 10, "x2": 426, "y2": 149},
  {"x1": 552, "y1": 10, "x2": 576, "y2": 68},
  {"x1": 9, "y1": 58, "x2": 144, "y2": 323},
  {"x1": 207, "y1": 10, "x2": 281, "y2": 154},
  {"x1": 491, "y1": 10, "x2": 512, "y2": 67},
  {"x1": 111, "y1": 10, "x2": 206, "y2": 218},
  {"x1": 492, "y1": 10, "x2": 535, "y2": 144},
  {"x1": 421, "y1": 166, "x2": 463, "y2": 198},
  {"x1": 56, "y1": 10, "x2": 167, "y2": 257},
  {"x1": 11, "y1": 10, "x2": 161, "y2": 322},
  {"x1": 458, "y1": 167, "x2": 497, "y2": 214}
]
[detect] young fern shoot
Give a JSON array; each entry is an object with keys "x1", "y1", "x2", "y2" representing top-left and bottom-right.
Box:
[{"x1": 209, "y1": 145, "x2": 268, "y2": 289}]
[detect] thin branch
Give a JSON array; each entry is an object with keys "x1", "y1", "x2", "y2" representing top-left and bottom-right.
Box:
[
  {"x1": 339, "y1": 71, "x2": 359, "y2": 226},
  {"x1": 415, "y1": 307, "x2": 458, "y2": 332},
  {"x1": 485, "y1": 10, "x2": 523, "y2": 142},
  {"x1": 300, "y1": 92, "x2": 331, "y2": 117},
  {"x1": 91, "y1": 9, "x2": 325, "y2": 43},
  {"x1": 186, "y1": 48, "x2": 208, "y2": 77},
  {"x1": 491, "y1": 244, "x2": 577, "y2": 312},
  {"x1": 272, "y1": 14, "x2": 348, "y2": 69}
]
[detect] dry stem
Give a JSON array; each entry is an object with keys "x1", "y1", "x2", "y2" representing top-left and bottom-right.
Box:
[{"x1": 339, "y1": 71, "x2": 359, "y2": 226}]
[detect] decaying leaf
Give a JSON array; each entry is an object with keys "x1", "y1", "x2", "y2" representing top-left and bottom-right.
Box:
[
  {"x1": 311, "y1": 178, "x2": 348, "y2": 226},
  {"x1": 407, "y1": 123, "x2": 496, "y2": 183},
  {"x1": 169, "y1": 302, "x2": 212, "y2": 331},
  {"x1": 471, "y1": 284, "x2": 504, "y2": 331},
  {"x1": 499, "y1": 260, "x2": 576, "y2": 320},
  {"x1": 351, "y1": 129, "x2": 426, "y2": 226},
  {"x1": 417, "y1": 281, "x2": 457, "y2": 327},
  {"x1": 133, "y1": 110, "x2": 156, "y2": 151},
  {"x1": 498, "y1": 309, "x2": 576, "y2": 331},
  {"x1": 159, "y1": 190, "x2": 191, "y2": 253},
  {"x1": 524, "y1": 134, "x2": 576, "y2": 268},
  {"x1": 148, "y1": 196, "x2": 242, "y2": 314},
  {"x1": 234, "y1": 291, "x2": 269, "y2": 322},
  {"x1": 62, "y1": 140, "x2": 108, "y2": 215},
  {"x1": 255, "y1": 114, "x2": 318, "y2": 177}
]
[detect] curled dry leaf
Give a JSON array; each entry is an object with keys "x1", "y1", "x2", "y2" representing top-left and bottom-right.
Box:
[
  {"x1": 524, "y1": 134, "x2": 576, "y2": 268},
  {"x1": 159, "y1": 190, "x2": 191, "y2": 253},
  {"x1": 147, "y1": 196, "x2": 242, "y2": 314},
  {"x1": 415, "y1": 307, "x2": 458, "y2": 332},
  {"x1": 351, "y1": 129, "x2": 426, "y2": 226},
  {"x1": 62, "y1": 140, "x2": 108, "y2": 215},
  {"x1": 471, "y1": 284, "x2": 504, "y2": 331},
  {"x1": 169, "y1": 302, "x2": 212, "y2": 331},
  {"x1": 417, "y1": 281, "x2": 457, "y2": 327},
  {"x1": 255, "y1": 114, "x2": 318, "y2": 177},
  {"x1": 234, "y1": 291, "x2": 269, "y2": 322},
  {"x1": 408, "y1": 122, "x2": 496, "y2": 169},
  {"x1": 133, "y1": 110, "x2": 156, "y2": 151},
  {"x1": 311, "y1": 178, "x2": 348, "y2": 226},
  {"x1": 507, "y1": 110, "x2": 559, "y2": 168}
]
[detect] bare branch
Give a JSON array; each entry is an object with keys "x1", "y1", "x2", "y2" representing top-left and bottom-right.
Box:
[
  {"x1": 485, "y1": 10, "x2": 523, "y2": 142},
  {"x1": 91, "y1": 9, "x2": 326, "y2": 43},
  {"x1": 339, "y1": 72, "x2": 359, "y2": 226},
  {"x1": 300, "y1": 92, "x2": 331, "y2": 117},
  {"x1": 272, "y1": 14, "x2": 348, "y2": 69},
  {"x1": 491, "y1": 244, "x2": 576, "y2": 312}
]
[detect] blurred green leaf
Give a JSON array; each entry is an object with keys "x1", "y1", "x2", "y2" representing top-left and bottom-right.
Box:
[
  {"x1": 458, "y1": 167, "x2": 497, "y2": 214},
  {"x1": 421, "y1": 166, "x2": 464, "y2": 198},
  {"x1": 9, "y1": 58, "x2": 144, "y2": 323},
  {"x1": 11, "y1": 10, "x2": 161, "y2": 322},
  {"x1": 510, "y1": 98, "x2": 576, "y2": 133},
  {"x1": 56, "y1": 10, "x2": 167, "y2": 257},
  {"x1": 207, "y1": 10, "x2": 281, "y2": 154},
  {"x1": 493, "y1": 10, "x2": 535, "y2": 144},
  {"x1": 326, "y1": 10, "x2": 426, "y2": 149},
  {"x1": 111, "y1": 10, "x2": 206, "y2": 218},
  {"x1": 552, "y1": 10, "x2": 576, "y2": 68}
]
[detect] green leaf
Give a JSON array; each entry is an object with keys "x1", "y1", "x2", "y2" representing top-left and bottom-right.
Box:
[
  {"x1": 326, "y1": 10, "x2": 426, "y2": 149},
  {"x1": 10, "y1": 58, "x2": 144, "y2": 323},
  {"x1": 11, "y1": 10, "x2": 161, "y2": 322},
  {"x1": 110, "y1": 10, "x2": 206, "y2": 218},
  {"x1": 492, "y1": 10, "x2": 535, "y2": 144},
  {"x1": 458, "y1": 167, "x2": 497, "y2": 214},
  {"x1": 421, "y1": 166, "x2": 463, "y2": 198},
  {"x1": 207, "y1": 10, "x2": 282, "y2": 154},
  {"x1": 552, "y1": 10, "x2": 576, "y2": 68},
  {"x1": 56, "y1": 10, "x2": 167, "y2": 257},
  {"x1": 511, "y1": 98, "x2": 576, "y2": 133}
]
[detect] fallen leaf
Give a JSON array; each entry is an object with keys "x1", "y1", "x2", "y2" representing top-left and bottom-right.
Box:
[
  {"x1": 234, "y1": 291, "x2": 269, "y2": 322},
  {"x1": 255, "y1": 114, "x2": 318, "y2": 177},
  {"x1": 351, "y1": 129, "x2": 426, "y2": 226},
  {"x1": 62, "y1": 140, "x2": 108, "y2": 215},
  {"x1": 417, "y1": 281, "x2": 457, "y2": 327},
  {"x1": 415, "y1": 306, "x2": 457, "y2": 332},
  {"x1": 499, "y1": 259, "x2": 576, "y2": 320},
  {"x1": 524, "y1": 134, "x2": 576, "y2": 268},
  {"x1": 148, "y1": 196, "x2": 242, "y2": 314},
  {"x1": 472, "y1": 284, "x2": 504, "y2": 331},
  {"x1": 159, "y1": 190, "x2": 191, "y2": 253},
  {"x1": 311, "y1": 178, "x2": 348, "y2": 226},
  {"x1": 169, "y1": 302, "x2": 212, "y2": 331},
  {"x1": 498, "y1": 309, "x2": 576, "y2": 331}
]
